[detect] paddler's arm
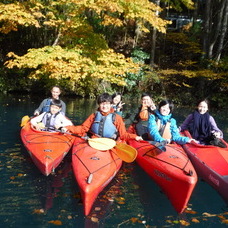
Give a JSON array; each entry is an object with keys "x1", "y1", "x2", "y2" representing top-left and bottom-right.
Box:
[
  {"x1": 114, "y1": 114, "x2": 142, "y2": 141},
  {"x1": 64, "y1": 113, "x2": 95, "y2": 136}
]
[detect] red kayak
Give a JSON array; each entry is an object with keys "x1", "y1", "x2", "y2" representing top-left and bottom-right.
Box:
[
  {"x1": 20, "y1": 122, "x2": 75, "y2": 176},
  {"x1": 128, "y1": 126, "x2": 197, "y2": 213},
  {"x1": 72, "y1": 137, "x2": 122, "y2": 216},
  {"x1": 182, "y1": 130, "x2": 228, "y2": 204}
]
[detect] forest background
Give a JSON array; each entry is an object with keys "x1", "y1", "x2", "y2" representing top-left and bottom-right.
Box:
[{"x1": 0, "y1": 0, "x2": 227, "y2": 107}]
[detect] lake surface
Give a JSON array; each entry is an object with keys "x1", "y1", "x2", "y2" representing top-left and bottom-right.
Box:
[{"x1": 0, "y1": 94, "x2": 228, "y2": 228}]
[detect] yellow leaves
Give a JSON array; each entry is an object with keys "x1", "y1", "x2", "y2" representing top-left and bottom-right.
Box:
[
  {"x1": 5, "y1": 45, "x2": 139, "y2": 89},
  {"x1": 0, "y1": 2, "x2": 40, "y2": 34}
]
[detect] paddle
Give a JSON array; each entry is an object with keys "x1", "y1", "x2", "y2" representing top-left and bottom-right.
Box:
[
  {"x1": 58, "y1": 131, "x2": 137, "y2": 162},
  {"x1": 20, "y1": 115, "x2": 30, "y2": 127}
]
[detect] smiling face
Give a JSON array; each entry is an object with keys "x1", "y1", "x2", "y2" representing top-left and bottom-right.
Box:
[
  {"x1": 50, "y1": 104, "x2": 61, "y2": 115},
  {"x1": 99, "y1": 102, "x2": 112, "y2": 113},
  {"x1": 197, "y1": 101, "x2": 208, "y2": 114},
  {"x1": 160, "y1": 104, "x2": 170, "y2": 116},
  {"x1": 113, "y1": 95, "x2": 121, "y2": 105},
  {"x1": 51, "y1": 87, "x2": 61, "y2": 99}
]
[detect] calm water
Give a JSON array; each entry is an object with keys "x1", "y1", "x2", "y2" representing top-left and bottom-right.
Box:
[{"x1": 0, "y1": 94, "x2": 228, "y2": 228}]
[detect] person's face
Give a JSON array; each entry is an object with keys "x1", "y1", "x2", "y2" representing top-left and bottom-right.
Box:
[
  {"x1": 99, "y1": 102, "x2": 111, "y2": 113},
  {"x1": 142, "y1": 96, "x2": 152, "y2": 106},
  {"x1": 51, "y1": 87, "x2": 61, "y2": 99},
  {"x1": 113, "y1": 95, "x2": 121, "y2": 105},
  {"x1": 160, "y1": 104, "x2": 170, "y2": 116},
  {"x1": 50, "y1": 105, "x2": 61, "y2": 114},
  {"x1": 197, "y1": 101, "x2": 208, "y2": 114}
]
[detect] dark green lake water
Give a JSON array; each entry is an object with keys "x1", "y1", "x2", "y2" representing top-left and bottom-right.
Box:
[{"x1": 0, "y1": 94, "x2": 228, "y2": 228}]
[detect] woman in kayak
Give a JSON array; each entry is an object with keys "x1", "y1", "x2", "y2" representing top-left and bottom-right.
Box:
[
  {"x1": 179, "y1": 99, "x2": 223, "y2": 145},
  {"x1": 148, "y1": 99, "x2": 195, "y2": 145},
  {"x1": 34, "y1": 85, "x2": 66, "y2": 116},
  {"x1": 112, "y1": 92, "x2": 125, "y2": 116},
  {"x1": 62, "y1": 93, "x2": 142, "y2": 141},
  {"x1": 133, "y1": 93, "x2": 156, "y2": 140},
  {"x1": 31, "y1": 99, "x2": 72, "y2": 131}
]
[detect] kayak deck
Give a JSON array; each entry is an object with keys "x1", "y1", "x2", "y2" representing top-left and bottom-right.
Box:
[
  {"x1": 21, "y1": 122, "x2": 75, "y2": 176},
  {"x1": 72, "y1": 137, "x2": 122, "y2": 215}
]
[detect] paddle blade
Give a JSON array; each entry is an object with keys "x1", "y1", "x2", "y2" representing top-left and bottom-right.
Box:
[
  {"x1": 20, "y1": 115, "x2": 30, "y2": 127},
  {"x1": 115, "y1": 143, "x2": 137, "y2": 163},
  {"x1": 88, "y1": 138, "x2": 116, "y2": 151}
]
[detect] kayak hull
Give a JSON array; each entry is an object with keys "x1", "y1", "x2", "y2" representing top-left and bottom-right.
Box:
[
  {"x1": 20, "y1": 122, "x2": 75, "y2": 176},
  {"x1": 128, "y1": 139, "x2": 197, "y2": 213},
  {"x1": 72, "y1": 137, "x2": 122, "y2": 215},
  {"x1": 182, "y1": 131, "x2": 228, "y2": 203}
]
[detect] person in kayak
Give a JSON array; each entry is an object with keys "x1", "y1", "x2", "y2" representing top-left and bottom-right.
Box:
[
  {"x1": 112, "y1": 92, "x2": 125, "y2": 116},
  {"x1": 31, "y1": 99, "x2": 72, "y2": 131},
  {"x1": 62, "y1": 93, "x2": 143, "y2": 141},
  {"x1": 179, "y1": 99, "x2": 224, "y2": 145},
  {"x1": 34, "y1": 85, "x2": 66, "y2": 116},
  {"x1": 148, "y1": 99, "x2": 195, "y2": 145},
  {"x1": 133, "y1": 93, "x2": 156, "y2": 140}
]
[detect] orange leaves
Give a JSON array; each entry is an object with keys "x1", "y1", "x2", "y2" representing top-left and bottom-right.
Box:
[{"x1": 48, "y1": 220, "x2": 63, "y2": 225}]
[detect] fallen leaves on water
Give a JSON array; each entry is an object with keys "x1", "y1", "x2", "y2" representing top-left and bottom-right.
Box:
[
  {"x1": 221, "y1": 219, "x2": 228, "y2": 224},
  {"x1": 48, "y1": 220, "x2": 62, "y2": 225},
  {"x1": 115, "y1": 196, "x2": 125, "y2": 204},
  {"x1": 90, "y1": 216, "x2": 99, "y2": 223},
  {"x1": 179, "y1": 220, "x2": 190, "y2": 226},
  {"x1": 191, "y1": 218, "x2": 200, "y2": 223},
  {"x1": 185, "y1": 209, "x2": 197, "y2": 214},
  {"x1": 33, "y1": 209, "x2": 45, "y2": 214},
  {"x1": 202, "y1": 212, "x2": 217, "y2": 217}
]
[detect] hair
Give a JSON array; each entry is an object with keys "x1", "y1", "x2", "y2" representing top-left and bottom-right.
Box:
[
  {"x1": 197, "y1": 98, "x2": 210, "y2": 107},
  {"x1": 51, "y1": 85, "x2": 62, "y2": 92},
  {"x1": 141, "y1": 92, "x2": 152, "y2": 99},
  {"x1": 50, "y1": 99, "x2": 62, "y2": 108},
  {"x1": 97, "y1": 93, "x2": 112, "y2": 104},
  {"x1": 158, "y1": 100, "x2": 174, "y2": 113},
  {"x1": 112, "y1": 92, "x2": 122, "y2": 100}
]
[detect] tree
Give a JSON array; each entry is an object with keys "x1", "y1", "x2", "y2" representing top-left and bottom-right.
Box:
[
  {"x1": 202, "y1": 0, "x2": 228, "y2": 62},
  {"x1": 1, "y1": 0, "x2": 170, "y2": 95}
]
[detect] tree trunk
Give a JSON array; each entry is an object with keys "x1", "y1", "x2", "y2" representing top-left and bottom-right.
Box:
[
  {"x1": 202, "y1": 0, "x2": 211, "y2": 59},
  {"x1": 150, "y1": 0, "x2": 160, "y2": 67},
  {"x1": 215, "y1": 0, "x2": 228, "y2": 62}
]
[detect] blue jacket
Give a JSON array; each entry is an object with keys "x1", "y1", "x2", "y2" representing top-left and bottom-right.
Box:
[{"x1": 148, "y1": 110, "x2": 190, "y2": 145}]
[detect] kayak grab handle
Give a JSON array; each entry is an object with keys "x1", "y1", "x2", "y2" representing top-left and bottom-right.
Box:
[{"x1": 87, "y1": 173, "x2": 93, "y2": 184}]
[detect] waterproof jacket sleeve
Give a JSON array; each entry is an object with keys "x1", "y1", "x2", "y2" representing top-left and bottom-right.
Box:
[
  {"x1": 65, "y1": 113, "x2": 95, "y2": 136},
  {"x1": 179, "y1": 114, "x2": 193, "y2": 131},
  {"x1": 34, "y1": 99, "x2": 48, "y2": 115},
  {"x1": 30, "y1": 113, "x2": 46, "y2": 126},
  {"x1": 148, "y1": 115, "x2": 190, "y2": 145},
  {"x1": 139, "y1": 105, "x2": 149, "y2": 121},
  {"x1": 170, "y1": 119, "x2": 190, "y2": 145},
  {"x1": 114, "y1": 114, "x2": 138, "y2": 141},
  {"x1": 209, "y1": 116, "x2": 223, "y2": 138}
]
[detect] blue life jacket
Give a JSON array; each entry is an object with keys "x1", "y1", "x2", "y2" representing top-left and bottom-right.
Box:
[
  {"x1": 42, "y1": 99, "x2": 52, "y2": 113},
  {"x1": 90, "y1": 111, "x2": 117, "y2": 139},
  {"x1": 42, "y1": 112, "x2": 60, "y2": 131}
]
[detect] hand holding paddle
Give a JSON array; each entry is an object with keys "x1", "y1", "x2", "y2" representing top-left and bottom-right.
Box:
[{"x1": 58, "y1": 130, "x2": 137, "y2": 163}]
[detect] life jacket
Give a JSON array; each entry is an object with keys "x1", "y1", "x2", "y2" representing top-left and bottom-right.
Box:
[
  {"x1": 156, "y1": 117, "x2": 172, "y2": 140},
  {"x1": 42, "y1": 98, "x2": 52, "y2": 113},
  {"x1": 42, "y1": 112, "x2": 60, "y2": 131},
  {"x1": 90, "y1": 111, "x2": 117, "y2": 139}
]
